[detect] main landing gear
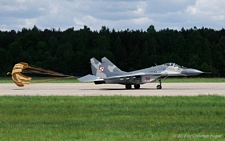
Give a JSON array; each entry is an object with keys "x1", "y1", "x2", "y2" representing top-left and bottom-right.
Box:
[
  {"x1": 125, "y1": 80, "x2": 162, "y2": 90},
  {"x1": 156, "y1": 79, "x2": 162, "y2": 89},
  {"x1": 134, "y1": 84, "x2": 140, "y2": 89},
  {"x1": 125, "y1": 84, "x2": 140, "y2": 89},
  {"x1": 125, "y1": 84, "x2": 132, "y2": 89}
]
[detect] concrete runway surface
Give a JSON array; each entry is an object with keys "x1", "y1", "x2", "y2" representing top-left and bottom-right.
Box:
[{"x1": 0, "y1": 83, "x2": 224, "y2": 96}]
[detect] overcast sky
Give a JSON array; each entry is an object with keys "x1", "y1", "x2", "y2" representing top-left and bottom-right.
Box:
[{"x1": 1, "y1": 0, "x2": 225, "y2": 31}]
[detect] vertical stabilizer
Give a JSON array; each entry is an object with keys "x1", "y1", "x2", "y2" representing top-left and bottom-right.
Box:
[
  {"x1": 100, "y1": 57, "x2": 126, "y2": 77},
  {"x1": 101, "y1": 57, "x2": 123, "y2": 73},
  {"x1": 90, "y1": 58, "x2": 107, "y2": 78}
]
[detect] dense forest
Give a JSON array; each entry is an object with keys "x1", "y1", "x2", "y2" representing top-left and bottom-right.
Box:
[{"x1": 0, "y1": 25, "x2": 225, "y2": 77}]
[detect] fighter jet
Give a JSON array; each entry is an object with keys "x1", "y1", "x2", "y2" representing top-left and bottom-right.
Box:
[{"x1": 78, "y1": 57, "x2": 203, "y2": 89}]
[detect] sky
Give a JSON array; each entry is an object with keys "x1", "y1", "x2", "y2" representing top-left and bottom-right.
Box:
[{"x1": 1, "y1": 0, "x2": 225, "y2": 31}]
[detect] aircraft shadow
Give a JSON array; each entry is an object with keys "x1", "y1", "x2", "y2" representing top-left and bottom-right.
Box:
[{"x1": 98, "y1": 88, "x2": 157, "y2": 91}]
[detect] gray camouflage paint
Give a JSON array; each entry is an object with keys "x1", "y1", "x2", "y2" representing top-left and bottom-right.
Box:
[
  {"x1": 79, "y1": 57, "x2": 203, "y2": 88},
  {"x1": 90, "y1": 58, "x2": 107, "y2": 78}
]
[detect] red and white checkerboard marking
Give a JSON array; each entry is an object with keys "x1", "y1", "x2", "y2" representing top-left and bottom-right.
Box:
[{"x1": 99, "y1": 67, "x2": 104, "y2": 72}]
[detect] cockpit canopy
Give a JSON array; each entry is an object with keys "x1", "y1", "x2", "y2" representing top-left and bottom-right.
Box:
[{"x1": 163, "y1": 63, "x2": 181, "y2": 68}]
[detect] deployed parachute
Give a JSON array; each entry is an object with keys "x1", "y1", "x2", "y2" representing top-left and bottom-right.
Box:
[
  {"x1": 9, "y1": 62, "x2": 32, "y2": 87},
  {"x1": 8, "y1": 62, "x2": 74, "y2": 87}
]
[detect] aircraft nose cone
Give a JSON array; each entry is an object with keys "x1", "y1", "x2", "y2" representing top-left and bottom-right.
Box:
[{"x1": 181, "y1": 69, "x2": 203, "y2": 76}]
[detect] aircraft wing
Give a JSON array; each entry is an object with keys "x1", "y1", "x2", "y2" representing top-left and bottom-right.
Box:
[{"x1": 78, "y1": 74, "x2": 104, "y2": 82}]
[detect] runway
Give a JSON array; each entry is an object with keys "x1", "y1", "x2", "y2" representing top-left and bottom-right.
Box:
[{"x1": 0, "y1": 83, "x2": 224, "y2": 96}]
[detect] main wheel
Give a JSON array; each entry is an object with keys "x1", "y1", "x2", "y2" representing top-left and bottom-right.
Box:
[
  {"x1": 134, "y1": 84, "x2": 140, "y2": 89},
  {"x1": 157, "y1": 85, "x2": 162, "y2": 89},
  {"x1": 125, "y1": 84, "x2": 132, "y2": 89}
]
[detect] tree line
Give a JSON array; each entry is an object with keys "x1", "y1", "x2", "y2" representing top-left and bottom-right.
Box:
[{"x1": 0, "y1": 25, "x2": 225, "y2": 77}]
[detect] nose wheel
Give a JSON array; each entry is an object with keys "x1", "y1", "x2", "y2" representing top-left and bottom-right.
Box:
[
  {"x1": 157, "y1": 85, "x2": 162, "y2": 89},
  {"x1": 157, "y1": 79, "x2": 162, "y2": 89}
]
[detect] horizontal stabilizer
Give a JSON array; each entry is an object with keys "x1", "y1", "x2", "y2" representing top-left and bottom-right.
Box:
[{"x1": 78, "y1": 74, "x2": 104, "y2": 82}]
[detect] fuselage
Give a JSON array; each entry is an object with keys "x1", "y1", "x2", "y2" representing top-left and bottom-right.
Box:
[
  {"x1": 103, "y1": 63, "x2": 203, "y2": 85},
  {"x1": 78, "y1": 57, "x2": 204, "y2": 89}
]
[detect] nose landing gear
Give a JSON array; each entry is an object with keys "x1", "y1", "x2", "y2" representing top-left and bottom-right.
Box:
[{"x1": 156, "y1": 79, "x2": 162, "y2": 89}]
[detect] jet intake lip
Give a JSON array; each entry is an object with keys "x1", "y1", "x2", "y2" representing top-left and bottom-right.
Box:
[{"x1": 181, "y1": 68, "x2": 203, "y2": 76}]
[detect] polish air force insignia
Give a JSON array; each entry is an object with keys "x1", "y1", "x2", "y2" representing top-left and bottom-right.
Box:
[{"x1": 99, "y1": 67, "x2": 104, "y2": 72}]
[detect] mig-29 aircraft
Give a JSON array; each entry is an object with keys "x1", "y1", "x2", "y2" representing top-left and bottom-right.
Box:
[{"x1": 78, "y1": 57, "x2": 203, "y2": 89}]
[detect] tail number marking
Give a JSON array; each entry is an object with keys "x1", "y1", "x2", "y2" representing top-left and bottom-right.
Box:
[{"x1": 146, "y1": 76, "x2": 150, "y2": 82}]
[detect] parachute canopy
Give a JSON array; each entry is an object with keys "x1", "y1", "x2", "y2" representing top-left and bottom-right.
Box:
[
  {"x1": 9, "y1": 62, "x2": 75, "y2": 87},
  {"x1": 10, "y1": 62, "x2": 32, "y2": 87}
]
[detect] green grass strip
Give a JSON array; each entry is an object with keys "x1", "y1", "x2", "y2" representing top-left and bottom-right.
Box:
[{"x1": 0, "y1": 96, "x2": 224, "y2": 140}]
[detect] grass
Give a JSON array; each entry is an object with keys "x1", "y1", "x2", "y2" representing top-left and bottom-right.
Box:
[
  {"x1": 0, "y1": 77, "x2": 225, "y2": 83},
  {"x1": 0, "y1": 96, "x2": 224, "y2": 140}
]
